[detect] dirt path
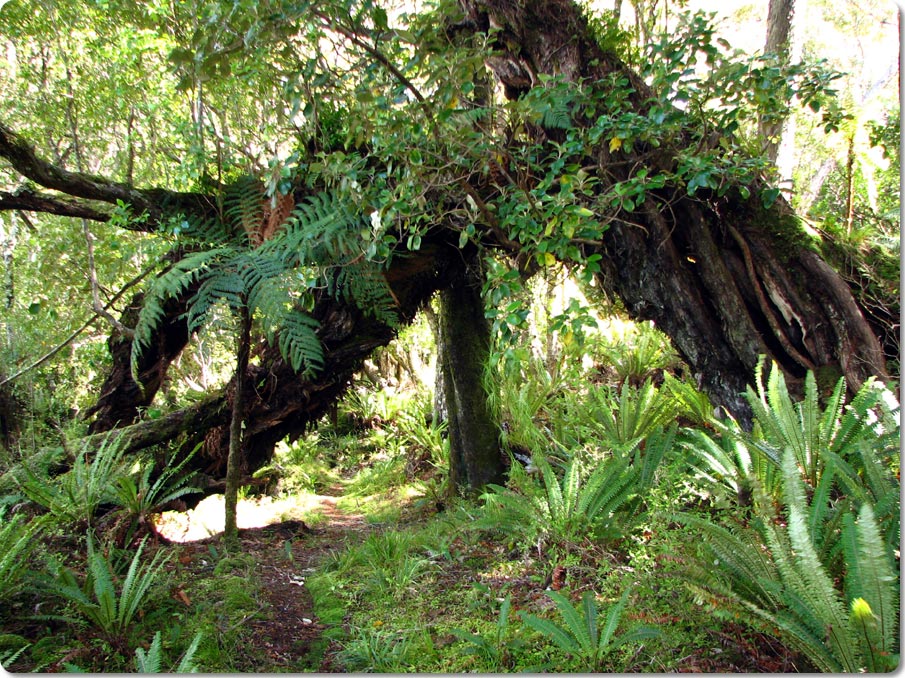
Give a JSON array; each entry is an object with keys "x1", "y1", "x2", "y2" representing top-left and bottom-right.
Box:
[{"x1": 175, "y1": 490, "x2": 371, "y2": 671}]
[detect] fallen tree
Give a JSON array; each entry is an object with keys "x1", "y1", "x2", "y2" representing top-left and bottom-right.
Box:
[{"x1": 0, "y1": 0, "x2": 890, "y2": 487}]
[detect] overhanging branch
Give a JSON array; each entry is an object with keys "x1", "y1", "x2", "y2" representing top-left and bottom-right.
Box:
[
  {"x1": 0, "y1": 188, "x2": 111, "y2": 223},
  {"x1": 0, "y1": 121, "x2": 215, "y2": 227}
]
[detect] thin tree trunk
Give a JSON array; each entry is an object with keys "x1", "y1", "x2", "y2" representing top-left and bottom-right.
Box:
[
  {"x1": 760, "y1": 0, "x2": 797, "y2": 177},
  {"x1": 224, "y1": 305, "x2": 252, "y2": 544}
]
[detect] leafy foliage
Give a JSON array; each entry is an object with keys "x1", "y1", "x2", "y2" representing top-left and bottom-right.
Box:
[
  {"x1": 520, "y1": 589, "x2": 660, "y2": 671},
  {"x1": 478, "y1": 432, "x2": 670, "y2": 554},
  {"x1": 44, "y1": 535, "x2": 170, "y2": 643},
  {"x1": 680, "y1": 448, "x2": 899, "y2": 672},
  {"x1": 0, "y1": 510, "x2": 41, "y2": 603},
  {"x1": 134, "y1": 630, "x2": 203, "y2": 673},
  {"x1": 450, "y1": 594, "x2": 523, "y2": 671},
  {"x1": 16, "y1": 434, "x2": 129, "y2": 527},
  {"x1": 110, "y1": 445, "x2": 202, "y2": 540},
  {"x1": 132, "y1": 181, "x2": 399, "y2": 385},
  {"x1": 587, "y1": 380, "x2": 677, "y2": 452}
]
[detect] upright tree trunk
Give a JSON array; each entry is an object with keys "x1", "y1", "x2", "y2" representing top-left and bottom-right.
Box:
[
  {"x1": 439, "y1": 258, "x2": 504, "y2": 494},
  {"x1": 760, "y1": 0, "x2": 798, "y2": 177},
  {"x1": 224, "y1": 305, "x2": 252, "y2": 544}
]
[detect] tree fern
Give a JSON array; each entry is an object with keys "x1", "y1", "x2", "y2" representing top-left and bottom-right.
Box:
[{"x1": 133, "y1": 181, "x2": 399, "y2": 385}]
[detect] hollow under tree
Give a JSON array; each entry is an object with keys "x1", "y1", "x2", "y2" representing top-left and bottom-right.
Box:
[{"x1": 0, "y1": 0, "x2": 891, "y2": 490}]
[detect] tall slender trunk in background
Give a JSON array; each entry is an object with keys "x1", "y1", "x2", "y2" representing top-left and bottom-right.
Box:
[{"x1": 760, "y1": 0, "x2": 798, "y2": 180}]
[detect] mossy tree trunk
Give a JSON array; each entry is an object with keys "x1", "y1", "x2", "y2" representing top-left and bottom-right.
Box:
[
  {"x1": 457, "y1": 0, "x2": 888, "y2": 423},
  {"x1": 438, "y1": 258, "x2": 505, "y2": 494}
]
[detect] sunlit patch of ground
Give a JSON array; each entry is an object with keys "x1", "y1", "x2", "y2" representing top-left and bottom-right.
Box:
[{"x1": 154, "y1": 492, "x2": 326, "y2": 542}]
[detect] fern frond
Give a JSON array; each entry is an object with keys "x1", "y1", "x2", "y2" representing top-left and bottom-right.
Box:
[
  {"x1": 134, "y1": 632, "x2": 163, "y2": 673},
  {"x1": 520, "y1": 612, "x2": 580, "y2": 653},
  {"x1": 187, "y1": 267, "x2": 246, "y2": 332},
  {"x1": 599, "y1": 588, "x2": 630, "y2": 651},
  {"x1": 548, "y1": 590, "x2": 593, "y2": 652},
  {"x1": 277, "y1": 310, "x2": 324, "y2": 374},
  {"x1": 847, "y1": 504, "x2": 899, "y2": 656},
  {"x1": 131, "y1": 247, "x2": 229, "y2": 383},
  {"x1": 222, "y1": 175, "x2": 265, "y2": 243},
  {"x1": 327, "y1": 261, "x2": 398, "y2": 327}
]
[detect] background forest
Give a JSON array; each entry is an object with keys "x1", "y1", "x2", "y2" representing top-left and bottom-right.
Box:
[{"x1": 0, "y1": 0, "x2": 899, "y2": 672}]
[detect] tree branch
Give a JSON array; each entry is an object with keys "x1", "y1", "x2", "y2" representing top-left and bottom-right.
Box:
[
  {"x1": 0, "y1": 120, "x2": 215, "y2": 225},
  {"x1": 0, "y1": 188, "x2": 111, "y2": 222}
]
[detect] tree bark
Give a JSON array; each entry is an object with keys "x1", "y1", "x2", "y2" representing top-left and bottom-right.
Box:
[
  {"x1": 85, "y1": 291, "x2": 190, "y2": 433},
  {"x1": 439, "y1": 257, "x2": 505, "y2": 493},
  {"x1": 69, "y1": 237, "x2": 467, "y2": 492},
  {"x1": 457, "y1": 0, "x2": 887, "y2": 422},
  {"x1": 0, "y1": 0, "x2": 889, "y2": 464}
]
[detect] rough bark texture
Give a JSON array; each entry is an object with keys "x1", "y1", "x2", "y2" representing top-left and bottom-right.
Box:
[
  {"x1": 74, "y1": 237, "x2": 466, "y2": 491},
  {"x1": 439, "y1": 258, "x2": 505, "y2": 493},
  {"x1": 85, "y1": 292, "x2": 190, "y2": 433},
  {"x1": 458, "y1": 0, "x2": 887, "y2": 422}
]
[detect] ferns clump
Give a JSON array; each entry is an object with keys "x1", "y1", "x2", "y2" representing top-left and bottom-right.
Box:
[
  {"x1": 131, "y1": 178, "x2": 398, "y2": 385},
  {"x1": 678, "y1": 365, "x2": 900, "y2": 673}
]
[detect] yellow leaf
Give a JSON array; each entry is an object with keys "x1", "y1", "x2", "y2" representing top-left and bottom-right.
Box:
[
  {"x1": 543, "y1": 252, "x2": 556, "y2": 266},
  {"x1": 609, "y1": 136, "x2": 622, "y2": 152}
]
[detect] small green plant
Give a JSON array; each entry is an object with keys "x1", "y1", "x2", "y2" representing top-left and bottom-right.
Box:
[
  {"x1": 17, "y1": 433, "x2": 129, "y2": 526},
  {"x1": 451, "y1": 594, "x2": 523, "y2": 671},
  {"x1": 134, "y1": 630, "x2": 203, "y2": 673},
  {"x1": 599, "y1": 320, "x2": 678, "y2": 387},
  {"x1": 587, "y1": 380, "x2": 676, "y2": 452},
  {"x1": 45, "y1": 534, "x2": 170, "y2": 645},
  {"x1": 479, "y1": 430, "x2": 670, "y2": 555},
  {"x1": 335, "y1": 626, "x2": 414, "y2": 672},
  {"x1": 366, "y1": 554, "x2": 431, "y2": 599},
  {"x1": 110, "y1": 446, "x2": 201, "y2": 540},
  {"x1": 520, "y1": 589, "x2": 661, "y2": 671},
  {"x1": 681, "y1": 449, "x2": 899, "y2": 672},
  {"x1": 0, "y1": 634, "x2": 30, "y2": 669},
  {"x1": 0, "y1": 511, "x2": 41, "y2": 602}
]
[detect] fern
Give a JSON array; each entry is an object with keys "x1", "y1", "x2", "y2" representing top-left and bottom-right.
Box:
[
  {"x1": 0, "y1": 513, "x2": 41, "y2": 602},
  {"x1": 588, "y1": 380, "x2": 675, "y2": 452},
  {"x1": 520, "y1": 589, "x2": 660, "y2": 671},
  {"x1": 277, "y1": 310, "x2": 324, "y2": 374},
  {"x1": 111, "y1": 445, "x2": 202, "y2": 538},
  {"x1": 135, "y1": 630, "x2": 203, "y2": 673},
  {"x1": 46, "y1": 535, "x2": 170, "y2": 641},
  {"x1": 328, "y1": 260, "x2": 399, "y2": 328},
  {"x1": 681, "y1": 446, "x2": 899, "y2": 672},
  {"x1": 222, "y1": 174, "x2": 265, "y2": 242},
  {"x1": 130, "y1": 247, "x2": 229, "y2": 371},
  {"x1": 478, "y1": 445, "x2": 665, "y2": 553},
  {"x1": 16, "y1": 433, "x2": 129, "y2": 527}
]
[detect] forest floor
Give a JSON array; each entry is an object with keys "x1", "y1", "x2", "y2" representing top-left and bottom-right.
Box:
[
  {"x1": 150, "y1": 482, "x2": 804, "y2": 674},
  {"x1": 162, "y1": 484, "x2": 374, "y2": 672}
]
